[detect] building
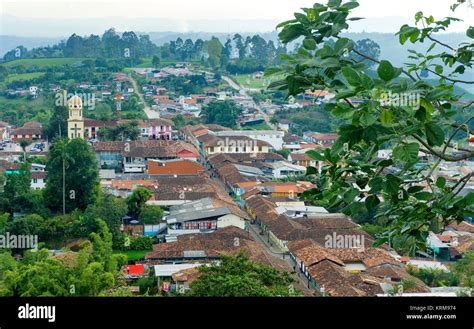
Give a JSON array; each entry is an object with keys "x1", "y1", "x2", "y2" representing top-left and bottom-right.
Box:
[
  {"x1": 148, "y1": 159, "x2": 205, "y2": 176},
  {"x1": 215, "y1": 130, "x2": 285, "y2": 150},
  {"x1": 165, "y1": 197, "x2": 248, "y2": 238},
  {"x1": 303, "y1": 132, "x2": 339, "y2": 147},
  {"x1": 269, "y1": 161, "x2": 306, "y2": 179},
  {"x1": 31, "y1": 171, "x2": 46, "y2": 189},
  {"x1": 11, "y1": 122, "x2": 43, "y2": 141},
  {"x1": 93, "y1": 140, "x2": 199, "y2": 172},
  {"x1": 67, "y1": 95, "x2": 85, "y2": 139}
]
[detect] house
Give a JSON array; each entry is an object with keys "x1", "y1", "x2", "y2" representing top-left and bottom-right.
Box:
[
  {"x1": 245, "y1": 195, "x2": 372, "y2": 252},
  {"x1": 31, "y1": 171, "x2": 46, "y2": 189},
  {"x1": 196, "y1": 133, "x2": 271, "y2": 159},
  {"x1": 93, "y1": 140, "x2": 199, "y2": 172},
  {"x1": 287, "y1": 239, "x2": 428, "y2": 296},
  {"x1": 153, "y1": 263, "x2": 203, "y2": 293},
  {"x1": 11, "y1": 122, "x2": 43, "y2": 141},
  {"x1": 144, "y1": 226, "x2": 288, "y2": 271},
  {"x1": 0, "y1": 121, "x2": 12, "y2": 141},
  {"x1": 215, "y1": 130, "x2": 285, "y2": 150},
  {"x1": 138, "y1": 119, "x2": 174, "y2": 140},
  {"x1": 84, "y1": 118, "x2": 117, "y2": 140},
  {"x1": 269, "y1": 161, "x2": 306, "y2": 179},
  {"x1": 165, "y1": 197, "x2": 248, "y2": 238},
  {"x1": 288, "y1": 152, "x2": 318, "y2": 167},
  {"x1": 303, "y1": 132, "x2": 339, "y2": 147},
  {"x1": 148, "y1": 159, "x2": 205, "y2": 176}
]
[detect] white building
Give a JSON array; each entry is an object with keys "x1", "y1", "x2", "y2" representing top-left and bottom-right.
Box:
[
  {"x1": 270, "y1": 161, "x2": 306, "y2": 179},
  {"x1": 215, "y1": 130, "x2": 285, "y2": 150}
]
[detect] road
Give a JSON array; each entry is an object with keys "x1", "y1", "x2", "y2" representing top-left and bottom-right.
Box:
[
  {"x1": 221, "y1": 75, "x2": 275, "y2": 129},
  {"x1": 127, "y1": 74, "x2": 161, "y2": 119}
]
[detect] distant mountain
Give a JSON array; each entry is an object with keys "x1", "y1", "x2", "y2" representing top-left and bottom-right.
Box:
[{"x1": 1, "y1": 29, "x2": 471, "y2": 94}]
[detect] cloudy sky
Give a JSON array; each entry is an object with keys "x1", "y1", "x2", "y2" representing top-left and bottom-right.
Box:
[{"x1": 0, "y1": 0, "x2": 472, "y2": 36}]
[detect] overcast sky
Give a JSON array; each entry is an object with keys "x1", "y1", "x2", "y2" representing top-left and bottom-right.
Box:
[{"x1": 0, "y1": 0, "x2": 472, "y2": 35}]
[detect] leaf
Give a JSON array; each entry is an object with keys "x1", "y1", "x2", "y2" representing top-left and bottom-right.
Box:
[
  {"x1": 436, "y1": 177, "x2": 446, "y2": 189},
  {"x1": 341, "y1": 67, "x2": 361, "y2": 86},
  {"x1": 407, "y1": 185, "x2": 425, "y2": 193},
  {"x1": 305, "y1": 166, "x2": 318, "y2": 175},
  {"x1": 365, "y1": 195, "x2": 380, "y2": 210},
  {"x1": 327, "y1": 0, "x2": 342, "y2": 8},
  {"x1": 393, "y1": 143, "x2": 419, "y2": 163},
  {"x1": 425, "y1": 122, "x2": 445, "y2": 147},
  {"x1": 384, "y1": 174, "x2": 401, "y2": 195},
  {"x1": 414, "y1": 191, "x2": 432, "y2": 201},
  {"x1": 468, "y1": 26, "x2": 474, "y2": 39},
  {"x1": 306, "y1": 149, "x2": 325, "y2": 161},
  {"x1": 377, "y1": 60, "x2": 397, "y2": 82},
  {"x1": 303, "y1": 38, "x2": 317, "y2": 50},
  {"x1": 342, "y1": 1, "x2": 359, "y2": 10},
  {"x1": 380, "y1": 109, "x2": 393, "y2": 125}
]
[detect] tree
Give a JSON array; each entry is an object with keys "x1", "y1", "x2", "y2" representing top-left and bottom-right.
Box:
[
  {"x1": 84, "y1": 192, "x2": 128, "y2": 239},
  {"x1": 44, "y1": 105, "x2": 68, "y2": 140},
  {"x1": 200, "y1": 100, "x2": 242, "y2": 128},
  {"x1": 190, "y1": 252, "x2": 298, "y2": 297},
  {"x1": 268, "y1": 0, "x2": 474, "y2": 254},
  {"x1": 44, "y1": 138, "x2": 99, "y2": 213},
  {"x1": 172, "y1": 114, "x2": 186, "y2": 129},
  {"x1": 126, "y1": 187, "x2": 152, "y2": 219},
  {"x1": 138, "y1": 205, "x2": 163, "y2": 224},
  {"x1": 152, "y1": 55, "x2": 161, "y2": 68},
  {"x1": 351, "y1": 38, "x2": 381, "y2": 67}
]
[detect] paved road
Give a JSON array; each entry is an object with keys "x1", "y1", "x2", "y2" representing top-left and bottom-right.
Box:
[
  {"x1": 221, "y1": 75, "x2": 275, "y2": 129},
  {"x1": 127, "y1": 74, "x2": 161, "y2": 119}
]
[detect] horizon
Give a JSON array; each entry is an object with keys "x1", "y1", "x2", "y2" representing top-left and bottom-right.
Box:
[{"x1": 1, "y1": 0, "x2": 472, "y2": 37}]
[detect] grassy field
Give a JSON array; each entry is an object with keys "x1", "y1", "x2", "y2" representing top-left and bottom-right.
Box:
[
  {"x1": 5, "y1": 72, "x2": 45, "y2": 83},
  {"x1": 132, "y1": 58, "x2": 202, "y2": 69},
  {"x1": 0, "y1": 58, "x2": 86, "y2": 69},
  {"x1": 113, "y1": 249, "x2": 151, "y2": 261}
]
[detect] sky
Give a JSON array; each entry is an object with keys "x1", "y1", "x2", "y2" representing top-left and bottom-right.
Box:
[{"x1": 0, "y1": 0, "x2": 472, "y2": 36}]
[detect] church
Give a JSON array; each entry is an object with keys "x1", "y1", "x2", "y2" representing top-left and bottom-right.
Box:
[{"x1": 67, "y1": 95, "x2": 84, "y2": 139}]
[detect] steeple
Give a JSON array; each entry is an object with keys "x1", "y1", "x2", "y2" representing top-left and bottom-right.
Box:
[{"x1": 67, "y1": 95, "x2": 84, "y2": 139}]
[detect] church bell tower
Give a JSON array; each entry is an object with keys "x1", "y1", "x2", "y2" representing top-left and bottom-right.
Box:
[{"x1": 67, "y1": 95, "x2": 84, "y2": 139}]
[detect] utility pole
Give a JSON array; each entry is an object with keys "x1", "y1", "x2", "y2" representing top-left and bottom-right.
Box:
[{"x1": 59, "y1": 124, "x2": 65, "y2": 215}]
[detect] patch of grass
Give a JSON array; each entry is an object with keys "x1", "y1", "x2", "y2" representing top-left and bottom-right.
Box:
[
  {"x1": 5, "y1": 72, "x2": 44, "y2": 83},
  {"x1": 1, "y1": 58, "x2": 87, "y2": 69},
  {"x1": 113, "y1": 249, "x2": 151, "y2": 261}
]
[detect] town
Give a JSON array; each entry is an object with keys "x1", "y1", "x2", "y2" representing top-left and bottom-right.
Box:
[{"x1": 0, "y1": 0, "x2": 472, "y2": 301}]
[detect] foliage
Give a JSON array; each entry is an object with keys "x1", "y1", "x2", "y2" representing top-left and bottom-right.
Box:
[
  {"x1": 44, "y1": 138, "x2": 99, "y2": 212},
  {"x1": 190, "y1": 252, "x2": 298, "y2": 297},
  {"x1": 268, "y1": 0, "x2": 474, "y2": 254},
  {"x1": 138, "y1": 205, "x2": 164, "y2": 224},
  {"x1": 200, "y1": 100, "x2": 243, "y2": 128},
  {"x1": 0, "y1": 219, "x2": 123, "y2": 296},
  {"x1": 126, "y1": 187, "x2": 152, "y2": 219},
  {"x1": 406, "y1": 265, "x2": 459, "y2": 287}
]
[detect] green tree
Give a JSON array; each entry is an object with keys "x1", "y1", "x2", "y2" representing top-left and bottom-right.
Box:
[
  {"x1": 43, "y1": 105, "x2": 68, "y2": 140},
  {"x1": 84, "y1": 192, "x2": 128, "y2": 239},
  {"x1": 268, "y1": 0, "x2": 474, "y2": 254},
  {"x1": 44, "y1": 138, "x2": 99, "y2": 213},
  {"x1": 200, "y1": 100, "x2": 242, "y2": 128},
  {"x1": 190, "y1": 252, "x2": 298, "y2": 297},
  {"x1": 126, "y1": 187, "x2": 152, "y2": 219},
  {"x1": 138, "y1": 205, "x2": 163, "y2": 224},
  {"x1": 152, "y1": 55, "x2": 161, "y2": 68}
]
